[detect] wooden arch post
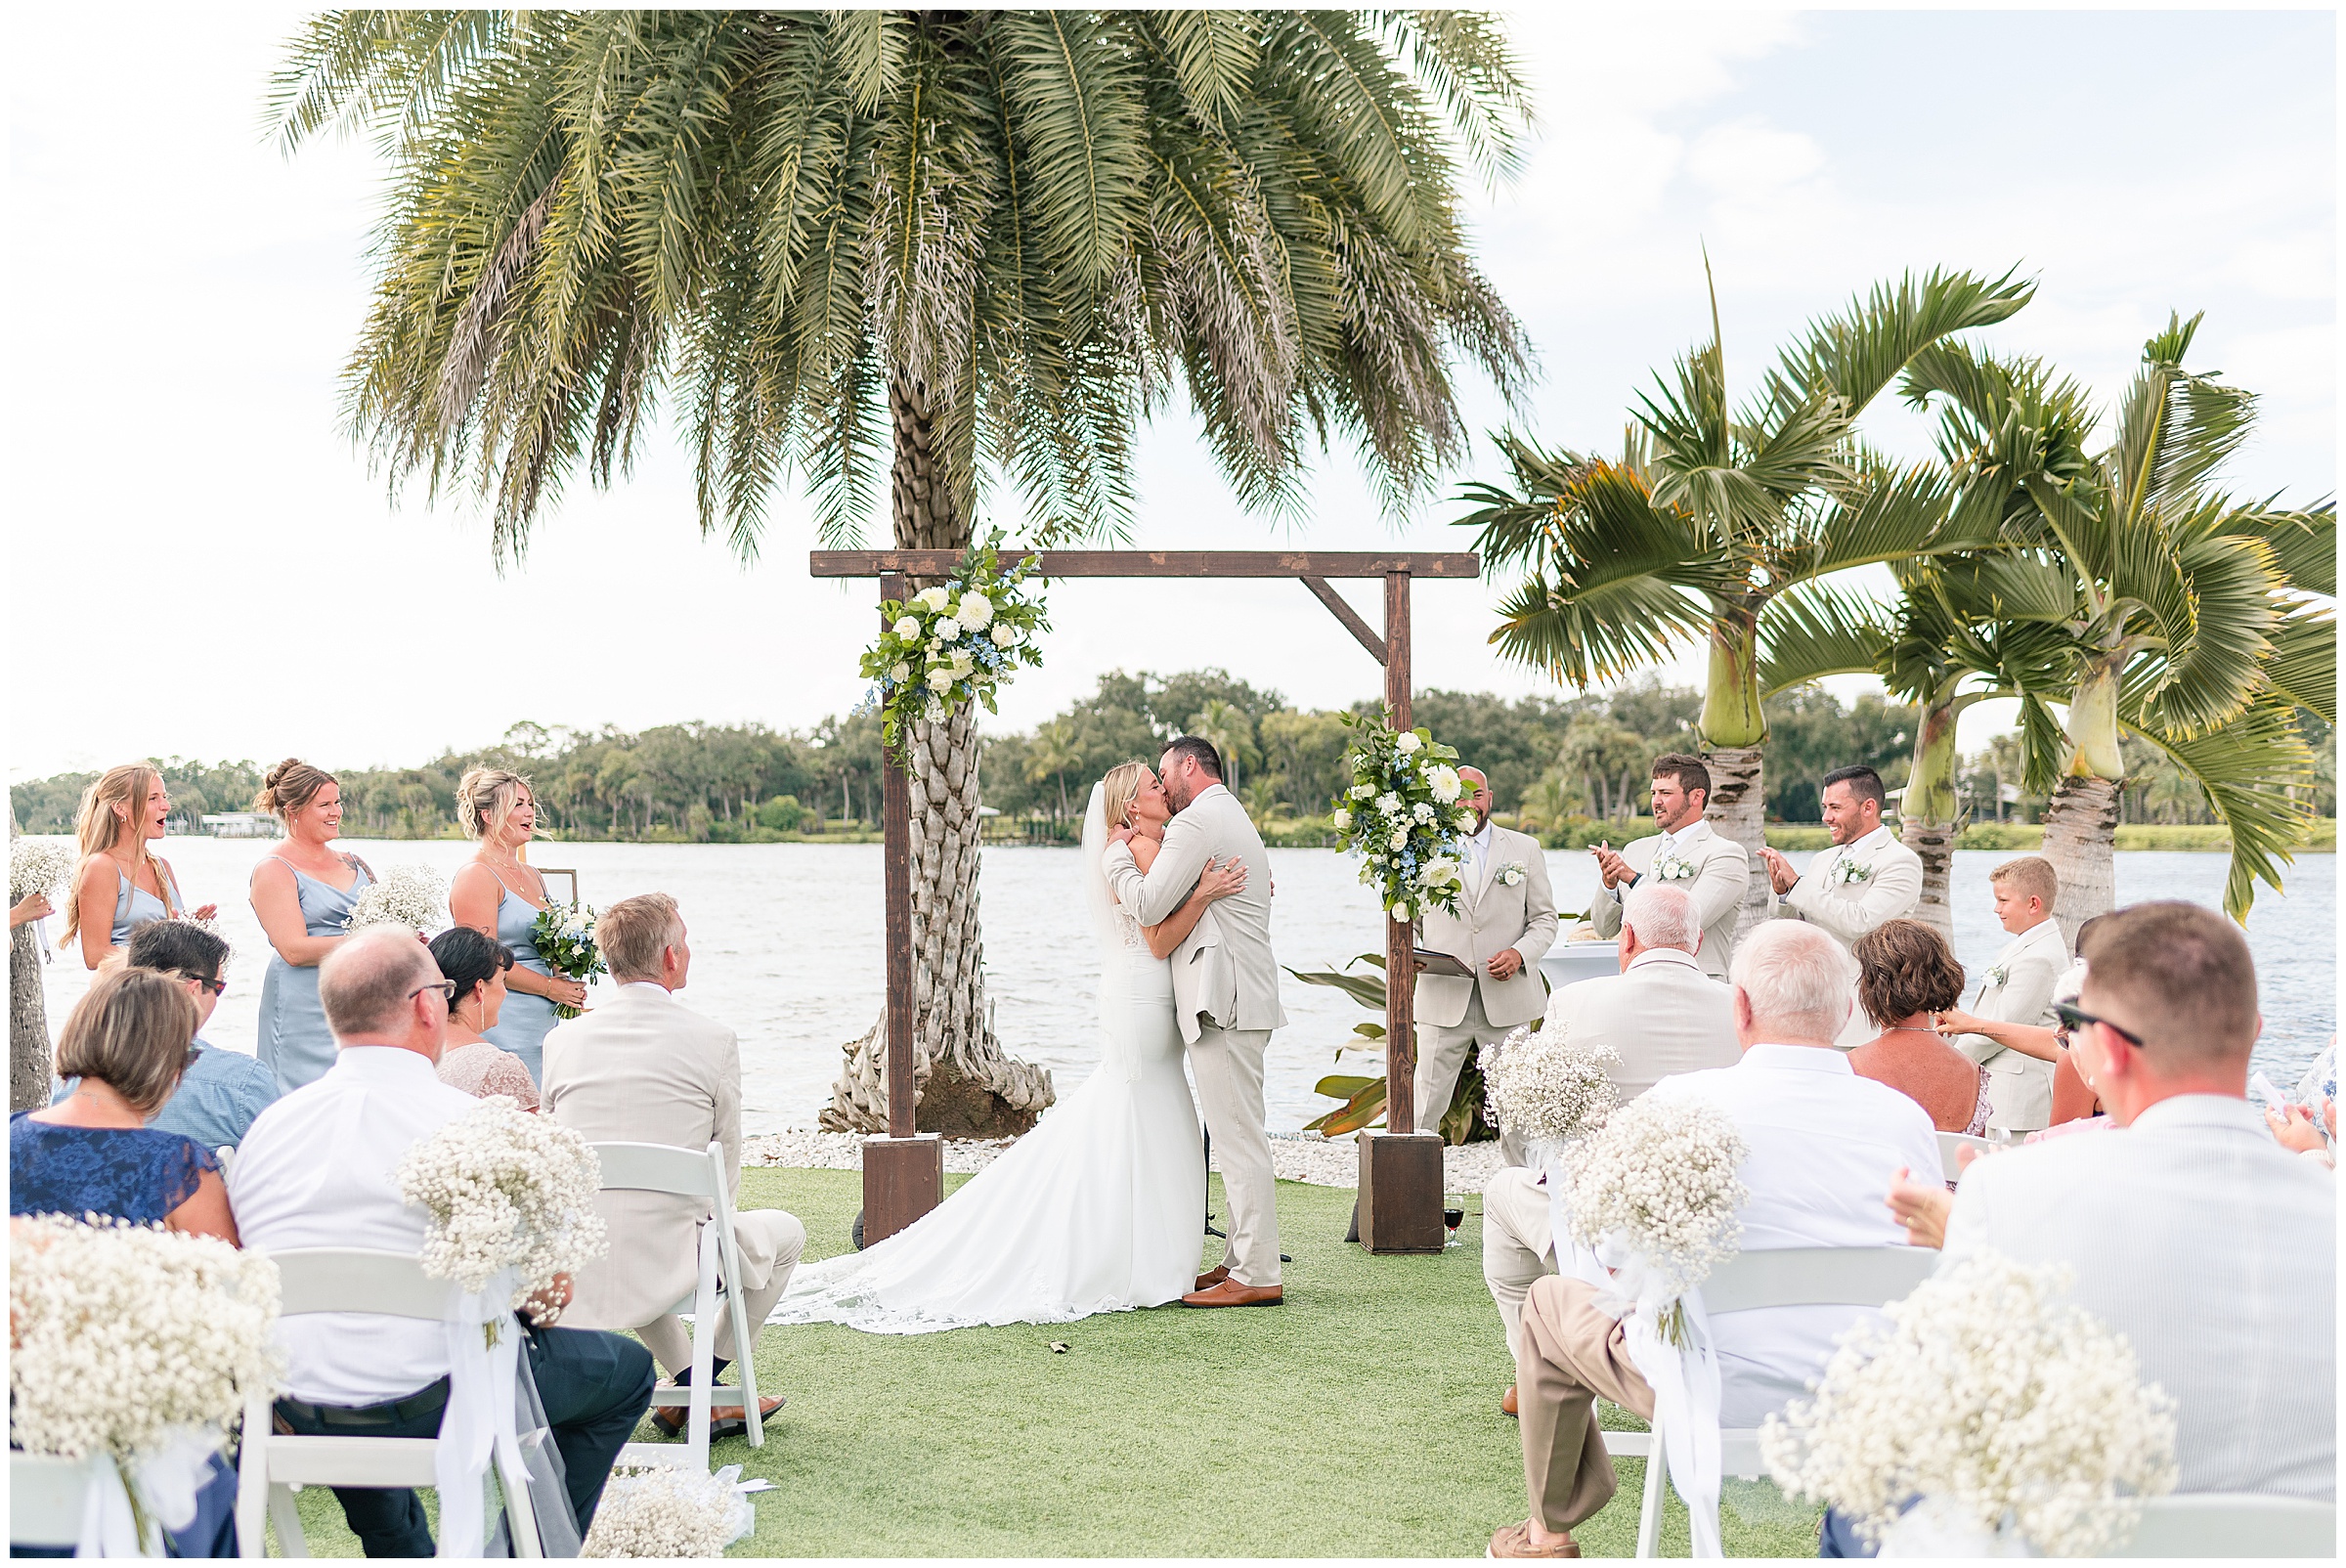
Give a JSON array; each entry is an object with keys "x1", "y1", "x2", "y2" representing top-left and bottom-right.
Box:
[{"x1": 810, "y1": 549, "x2": 1478, "y2": 1252}]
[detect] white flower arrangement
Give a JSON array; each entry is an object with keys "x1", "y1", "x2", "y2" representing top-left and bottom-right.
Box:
[
  {"x1": 1496, "y1": 860, "x2": 1527, "y2": 888},
  {"x1": 530, "y1": 901, "x2": 607, "y2": 1019},
  {"x1": 343, "y1": 863, "x2": 449, "y2": 935},
  {"x1": 1331, "y1": 709, "x2": 1469, "y2": 925},
  {"x1": 1826, "y1": 857, "x2": 1872, "y2": 887},
  {"x1": 10, "y1": 836, "x2": 76, "y2": 903},
  {"x1": 1566, "y1": 1093, "x2": 1749, "y2": 1343},
  {"x1": 392, "y1": 1098, "x2": 608, "y2": 1321},
  {"x1": 1761, "y1": 1249, "x2": 2179, "y2": 1557},
  {"x1": 856, "y1": 531, "x2": 1048, "y2": 759},
  {"x1": 1652, "y1": 851, "x2": 1696, "y2": 882},
  {"x1": 583, "y1": 1464, "x2": 751, "y2": 1557},
  {"x1": 1982, "y1": 963, "x2": 2010, "y2": 989},
  {"x1": 9, "y1": 1215, "x2": 283, "y2": 1466},
  {"x1": 1482, "y1": 1019, "x2": 1618, "y2": 1145}
]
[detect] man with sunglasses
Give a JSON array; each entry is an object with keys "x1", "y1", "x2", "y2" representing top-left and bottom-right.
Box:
[{"x1": 1933, "y1": 901, "x2": 2334, "y2": 1503}]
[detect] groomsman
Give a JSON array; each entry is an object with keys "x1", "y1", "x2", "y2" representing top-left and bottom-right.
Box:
[
  {"x1": 1413, "y1": 766, "x2": 1557, "y2": 1146},
  {"x1": 1946, "y1": 856, "x2": 2069, "y2": 1135},
  {"x1": 1586, "y1": 754, "x2": 1748, "y2": 979},
  {"x1": 1756, "y1": 765, "x2": 1923, "y2": 949}
]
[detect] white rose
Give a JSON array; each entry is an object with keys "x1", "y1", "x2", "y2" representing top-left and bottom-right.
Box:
[
  {"x1": 1331, "y1": 808, "x2": 1352, "y2": 832},
  {"x1": 1390, "y1": 899, "x2": 1412, "y2": 922},
  {"x1": 1412, "y1": 802, "x2": 1434, "y2": 823},
  {"x1": 915, "y1": 586, "x2": 951, "y2": 613},
  {"x1": 1350, "y1": 783, "x2": 1374, "y2": 801},
  {"x1": 891, "y1": 615, "x2": 921, "y2": 640},
  {"x1": 925, "y1": 668, "x2": 954, "y2": 692},
  {"x1": 1375, "y1": 792, "x2": 1401, "y2": 813},
  {"x1": 950, "y1": 651, "x2": 975, "y2": 676},
  {"x1": 891, "y1": 662, "x2": 911, "y2": 683},
  {"x1": 1395, "y1": 731, "x2": 1422, "y2": 755},
  {"x1": 1387, "y1": 829, "x2": 1408, "y2": 851},
  {"x1": 991, "y1": 623, "x2": 1017, "y2": 647},
  {"x1": 957, "y1": 594, "x2": 995, "y2": 631},
  {"x1": 1455, "y1": 809, "x2": 1477, "y2": 832}
]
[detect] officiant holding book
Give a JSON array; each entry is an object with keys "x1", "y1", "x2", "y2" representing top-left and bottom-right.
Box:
[{"x1": 1412, "y1": 766, "x2": 1557, "y2": 1148}]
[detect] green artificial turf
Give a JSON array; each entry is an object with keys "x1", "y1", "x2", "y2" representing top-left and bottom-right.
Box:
[{"x1": 280, "y1": 1168, "x2": 1823, "y2": 1557}]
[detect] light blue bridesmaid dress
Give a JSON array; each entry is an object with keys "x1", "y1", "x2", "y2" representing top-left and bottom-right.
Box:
[
  {"x1": 107, "y1": 863, "x2": 183, "y2": 946},
  {"x1": 481, "y1": 879, "x2": 559, "y2": 1085},
  {"x1": 255, "y1": 858, "x2": 372, "y2": 1096}
]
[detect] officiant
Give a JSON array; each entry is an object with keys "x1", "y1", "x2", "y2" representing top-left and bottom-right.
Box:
[{"x1": 1412, "y1": 766, "x2": 1557, "y2": 1150}]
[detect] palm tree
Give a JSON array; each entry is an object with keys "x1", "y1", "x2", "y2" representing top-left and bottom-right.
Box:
[
  {"x1": 1457, "y1": 267, "x2": 2032, "y2": 935},
  {"x1": 1023, "y1": 719, "x2": 1082, "y2": 821},
  {"x1": 1903, "y1": 316, "x2": 2335, "y2": 930},
  {"x1": 276, "y1": 10, "x2": 1533, "y2": 1135},
  {"x1": 1186, "y1": 699, "x2": 1262, "y2": 793}
]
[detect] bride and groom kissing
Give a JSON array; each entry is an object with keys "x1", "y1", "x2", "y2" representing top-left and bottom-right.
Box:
[{"x1": 772, "y1": 736, "x2": 1286, "y2": 1334}]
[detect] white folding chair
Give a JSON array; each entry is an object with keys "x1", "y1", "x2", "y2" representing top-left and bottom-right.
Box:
[
  {"x1": 2106, "y1": 1494, "x2": 2336, "y2": 1557},
  {"x1": 1936, "y1": 1131, "x2": 1993, "y2": 1181},
  {"x1": 1598, "y1": 1244, "x2": 1939, "y2": 1558},
  {"x1": 591, "y1": 1140, "x2": 764, "y2": 1473},
  {"x1": 236, "y1": 1248, "x2": 542, "y2": 1558},
  {"x1": 10, "y1": 1453, "x2": 87, "y2": 1552},
  {"x1": 215, "y1": 1145, "x2": 237, "y2": 1176}
]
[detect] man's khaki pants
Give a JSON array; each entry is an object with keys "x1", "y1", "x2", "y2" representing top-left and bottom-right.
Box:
[
  {"x1": 1517, "y1": 1275, "x2": 1656, "y2": 1533},
  {"x1": 637, "y1": 1208, "x2": 807, "y2": 1377},
  {"x1": 1415, "y1": 988, "x2": 1529, "y2": 1161},
  {"x1": 1193, "y1": 1022, "x2": 1280, "y2": 1287},
  {"x1": 1482, "y1": 1165, "x2": 1557, "y2": 1353}
]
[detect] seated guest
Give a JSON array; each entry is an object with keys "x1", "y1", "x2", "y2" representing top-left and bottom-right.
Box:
[
  {"x1": 230, "y1": 929, "x2": 655, "y2": 1556},
  {"x1": 12, "y1": 965, "x2": 238, "y2": 1558},
  {"x1": 1490, "y1": 921, "x2": 1937, "y2": 1559},
  {"x1": 543, "y1": 893, "x2": 804, "y2": 1438},
  {"x1": 1846, "y1": 920, "x2": 1989, "y2": 1134},
  {"x1": 129, "y1": 920, "x2": 280, "y2": 1148},
  {"x1": 1539, "y1": 883, "x2": 1739, "y2": 1103},
  {"x1": 429, "y1": 925, "x2": 540, "y2": 1110},
  {"x1": 1934, "y1": 902, "x2": 2333, "y2": 1499}
]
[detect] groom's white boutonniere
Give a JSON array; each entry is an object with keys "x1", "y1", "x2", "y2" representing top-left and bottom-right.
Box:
[
  {"x1": 1652, "y1": 851, "x2": 1696, "y2": 882},
  {"x1": 1982, "y1": 963, "x2": 2010, "y2": 989},
  {"x1": 1496, "y1": 861, "x2": 1526, "y2": 888},
  {"x1": 1826, "y1": 858, "x2": 1872, "y2": 888}
]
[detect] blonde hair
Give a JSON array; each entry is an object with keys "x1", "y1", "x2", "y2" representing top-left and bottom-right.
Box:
[
  {"x1": 1988, "y1": 854, "x2": 2059, "y2": 911},
  {"x1": 1099, "y1": 762, "x2": 1149, "y2": 834},
  {"x1": 252, "y1": 758, "x2": 338, "y2": 823},
  {"x1": 64, "y1": 764, "x2": 173, "y2": 945},
  {"x1": 600, "y1": 893, "x2": 682, "y2": 981},
  {"x1": 457, "y1": 767, "x2": 534, "y2": 849},
  {"x1": 55, "y1": 963, "x2": 197, "y2": 1117}
]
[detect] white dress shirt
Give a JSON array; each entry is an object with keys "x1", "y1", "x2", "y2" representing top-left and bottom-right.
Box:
[
  {"x1": 229, "y1": 1046, "x2": 480, "y2": 1405},
  {"x1": 1942, "y1": 1094, "x2": 2336, "y2": 1498},
  {"x1": 1646, "y1": 1044, "x2": 1941, "y2": 1426},
  {"x1": 1467, "y1": 820, "x2": 1494, "y2": 886}
]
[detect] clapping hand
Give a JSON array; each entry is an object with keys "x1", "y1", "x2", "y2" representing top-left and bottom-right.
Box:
[
  {"x1": 1756, "y1": 846, "x2": 1799, "y2": 894},
  {"x1": 192, "y1": 902, "x2": 219, "y2": 922},
  {"x1": 1884, "y1": 1164, "x2": 1958, "y2": 1249},
  {"x1": 1588, "y1": 841, "x2": 1634, "y2": 890}
]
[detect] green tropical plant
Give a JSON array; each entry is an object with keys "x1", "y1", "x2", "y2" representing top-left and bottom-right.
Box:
[
  {"x1": 277, "y1": 9, "x2": 1534, "y2": 1134},
  {"x1": 1023, "y1": 719, "x2": 1083, "y2": 821},
  {"x1": 1289, "y1": 955, "x2": 1495, "y2": 1145},
  {"x1": 1187, "y1": 698, "x2": 1262, "y2": 792},
  {"x1": 1457, "y1": 266, "x2": 2032, "y2": 936}
]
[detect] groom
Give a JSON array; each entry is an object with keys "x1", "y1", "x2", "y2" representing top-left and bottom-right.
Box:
[{"x1": 1105, "y1": 735, "x2": 1288, "y2": 1307}]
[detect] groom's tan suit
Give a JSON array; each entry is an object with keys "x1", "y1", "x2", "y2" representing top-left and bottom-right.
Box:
[{"x1": 1105, "y1": 781, "x2": 1286, "y2": 1287}]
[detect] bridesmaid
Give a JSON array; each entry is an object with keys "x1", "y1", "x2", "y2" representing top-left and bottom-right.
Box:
[
  {"x1": 62, "y1": 763, "x2": 219, "y2": 969},
  {"x1": 248, "y1": 760, "x2": 374, "y2": 1095},
  {"x1": 448, "y1": 767, "x2": 582, "y2": 1085}
]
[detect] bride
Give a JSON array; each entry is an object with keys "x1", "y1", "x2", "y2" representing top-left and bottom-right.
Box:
[{"x1": 768, "y1": 761, "x2": 1248, "y2": 1333}]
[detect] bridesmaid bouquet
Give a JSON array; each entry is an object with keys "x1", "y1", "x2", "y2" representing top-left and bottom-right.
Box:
[
  {"x1": 344, "y1": 863, "x2": 449, "y2": 935},
  {"x1": 1329, "y1": 708, "x2": 1472, "y2": 923},
  {"x1": 530, "y1": 901, "x2": 606, "y2": 1018},
  {"x1": 857, "y1": 529, "x2": 1049, "y2": 758},
  {"x1": 392, "y1": 1097, "x2": 608, "y2": 1323},
  {"x1": 1761, "y1": 1249, "x2": 2178, "y2": 1556}
]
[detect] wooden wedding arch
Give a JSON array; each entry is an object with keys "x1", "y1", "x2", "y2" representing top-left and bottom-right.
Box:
[{"x1": 809, "y1": 548, "x2": 1481, "y2": 1255}]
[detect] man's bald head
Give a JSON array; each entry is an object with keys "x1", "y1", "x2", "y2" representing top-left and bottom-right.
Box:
[{"x1": 321, "y1": 926, "x2": 448, "y2": 1059}]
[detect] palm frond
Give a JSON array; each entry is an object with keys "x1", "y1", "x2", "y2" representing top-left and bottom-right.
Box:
[
  {"x1": 2264, "y1": 606, "x2": 2338, "y2": 724},
  {"x1": 1759, "y1": 583, "x2": 1892, "y2": 695},
  {"x1": 1769, "y1": 266, "x2": 2034, "y2": 417},
  {"x1": 2124, "y1": 696, "x2": 2317, "y2": 919}
]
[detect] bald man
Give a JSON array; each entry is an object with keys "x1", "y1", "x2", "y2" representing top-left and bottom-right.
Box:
[{"x1": 1413, "y1": 765, "x2": 1557, "y2": 1151}]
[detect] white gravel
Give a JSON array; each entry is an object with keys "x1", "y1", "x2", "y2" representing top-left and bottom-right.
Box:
[{"x1": 744, "y1": 1128, "x2": 1506, "y2": 1197}]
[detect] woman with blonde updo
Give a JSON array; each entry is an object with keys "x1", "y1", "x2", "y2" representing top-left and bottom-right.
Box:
[
  {"x1": 248, "y1": 759, "x2": 375, "y2": 1093},
  {"x1": 448, "y1": 767, "x2": 579, "y2": 1084},
  {"x1": 62, "y1": 763, "x2": 218, "y2": 969}
]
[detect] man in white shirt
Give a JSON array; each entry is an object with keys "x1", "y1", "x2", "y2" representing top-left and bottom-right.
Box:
[
  {"x1": 1943, "y1": 855, "x2": 2069, "y2": 1134},
  {"x1": 1587, "y1": 754, "x2": 1749, "y2": 979},
  {"x1": 1491, "y1": 920, "x2": 1936, "y2": 1559},
  {"x1": 544, "y1": 893, "x2": 804, "y2": 1436},
  {"x1": 231, "y1": 928, "x2": 656, "y2": 1556},
  {"x1": 1936, "y1": 901, "x2": 2334, "y2": 1500}
]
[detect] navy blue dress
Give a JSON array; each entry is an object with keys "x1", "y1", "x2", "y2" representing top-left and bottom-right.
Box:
[{"x1": 9, "y1": 1112, "x2": 239, "y2": 1557}]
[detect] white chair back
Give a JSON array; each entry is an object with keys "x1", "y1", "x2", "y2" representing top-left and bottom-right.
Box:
[
  {"x1": 272, "y1": 1248, "x2": 462, "y2": 1319},
  {"x1": 1937, "y1": 1131, "x2": 1993, "y2": 1181},
  {"x1": 9, "y1": 1453, "x2": 87, "y2": 1550},
  {"x1": 2106, "y1": 1494, "x2": 2336, "y2": 1557}
]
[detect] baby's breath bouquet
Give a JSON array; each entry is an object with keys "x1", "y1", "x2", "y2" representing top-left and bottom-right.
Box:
[
  {"x1": 1761, "y1": 1249, "x2": 2178, "y2": 1557},
  {"x1": 857, "y1": 529, "x2": 1048, "y2": 758},
  {"x1": 393, "y1": 1097, "x2": 608, "y2": 1326},
  {"x1": 10, "y1": 836, "x2": 76, "y2": 904},
  {"x1": 1566, "y1": 1093, "x2": 1749, "y2": 1346},
  {"x1": 584, "y1": 1464, "x2": 754, "y2": 1557},
  {"x1": 344, "y1": 863, "x2": 449, "y2": 934},
  {"x1": 1330, "y1": 708, "x2": 1470, "y2": 924},
  {"x1": 1482, "y1": 1018, "x2": 1618, "y2": 1147},
  {"x1": 530, "y1": 901, "x2": 605, "y2": 1018},
  {"x1": 11, "y1": 1216, "x2": 282, "y2": 1549}
]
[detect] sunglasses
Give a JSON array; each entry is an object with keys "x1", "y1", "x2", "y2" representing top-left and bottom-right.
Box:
[
  {"x1": 2053, "y1": 1001, "x2": 2147, "y2": 1051},
  {"x1": 183, "y1": 975, "x2": 227, "y2": 997}
]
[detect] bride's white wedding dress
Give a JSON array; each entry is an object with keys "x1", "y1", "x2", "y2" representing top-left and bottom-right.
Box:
[{"x1": 767, "y1": 786, "x2": 1206, "y2": 1334}]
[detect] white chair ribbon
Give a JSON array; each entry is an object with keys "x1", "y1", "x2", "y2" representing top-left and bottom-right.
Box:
[
  {"x1": 74, "y1": 1428, "x2": 217, "y2": 1558},
  {"x1": 436, "y1": 1269, "x2": 529, "y2": 1559}
]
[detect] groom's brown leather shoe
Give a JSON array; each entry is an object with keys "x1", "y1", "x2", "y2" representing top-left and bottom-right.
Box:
[
  {"x1": 1181, "y1": 1278, "x2": 1282, "y2": 1307},
  {"x1": 1501, "y1": 1384, "x2": 1519, "y2": 1417},
  {"x1": 1194, "y1": 1264, "x2": 1231, "y2": 1291}
]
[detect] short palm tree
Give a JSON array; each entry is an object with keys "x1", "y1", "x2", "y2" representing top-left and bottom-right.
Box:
[
  {"x1": 1023, "y1": 719, "x2": 1083, "y2": 821},
  {"x1": 1903, "y1": 316, "x2": 2335, "y2": 928},
  {"x1": 277, "y1": 10, "x2": 1533, "y2": 1134},
  {"x1": 1186, "y1": 699, "x2": 1262, "y2": 792},
  {"x1": 1457, "y1": 267, "x2": 2032, "y2": 934}
]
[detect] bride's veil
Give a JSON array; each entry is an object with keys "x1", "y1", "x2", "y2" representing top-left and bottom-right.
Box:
[{"x1": 1078, "y1": 779, "x2": 1138, "y2": 1079}]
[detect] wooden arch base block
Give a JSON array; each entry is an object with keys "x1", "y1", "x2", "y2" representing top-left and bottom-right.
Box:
[
  {"x1": 862, "y1": 1134, "x2": 943, "y2": 1245},
  {"x1": 1357, "y1": 1131, "x2": 1446, "y2": 1254}
]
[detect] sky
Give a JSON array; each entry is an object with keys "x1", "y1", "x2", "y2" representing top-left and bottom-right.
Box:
[{"x1": 6, "y1": 7, "x2": 2335, "y2": 782}]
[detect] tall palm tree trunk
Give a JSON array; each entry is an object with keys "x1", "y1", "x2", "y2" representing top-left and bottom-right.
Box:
[
  {"x1": 10, "y1": 921, "x2": 50, "y2": 1112},
  {"x1": 821, "y1": 376, "x2": 1055, "y2": 1138},
  {"x1": 1701, "y1": 610, "x2": 1773, "y2": 937},
  {"x1": 1898, "y1": 691, "x2": 1968, "y2": 937},
  {"x1": 2040, "y1": 655, "x2": 2127, "y2": 944}
]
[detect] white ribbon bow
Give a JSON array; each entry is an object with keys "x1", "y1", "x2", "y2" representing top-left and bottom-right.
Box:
[
  {"x1": 75, "y1": 1428, "x2": 218, "y2": 1558},
  {"x1": 436, "y1": 1270, "x2": 532, "y2": 1559}
]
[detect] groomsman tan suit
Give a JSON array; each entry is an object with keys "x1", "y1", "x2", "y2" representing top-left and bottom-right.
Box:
[
  {"x1": 1413, "y1": 811, "x2": 1557, "y2": 1142},
  {"x1": 1950, "y1": 904, "x2": 2068, "y2": 1133},
  {"x1": 1586, "y1": 817, "x2": 1747, "y2": 979},
  {"x1": 543, "y1": 977, "x2": 805, "y2": 1376},
  {"x1": 1105, "y1": 761, "x2": 1286, "y2": 1296},
  {"x1": 1762, "y1": 775, "x2": 1923, "y2": 1044}
]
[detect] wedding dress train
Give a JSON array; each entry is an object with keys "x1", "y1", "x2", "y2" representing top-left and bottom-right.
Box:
[{"x1": 768, "y1": 790, "x2": 1206, "y2": 1334}]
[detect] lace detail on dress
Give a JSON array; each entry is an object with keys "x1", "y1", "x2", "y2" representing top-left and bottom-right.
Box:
[
  {"x1": 9, "y1": 1111, "x2": 218, "y2": 1224},
  {"x1": 1109, "y1": 899, "x2": 1148, "y2": 952}
]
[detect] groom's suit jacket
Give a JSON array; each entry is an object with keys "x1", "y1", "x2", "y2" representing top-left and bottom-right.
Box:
[
  {"x1": 1413, "y1": 822, "x2": 1557, "y2": 1029},
  {"x1": 1104, "y1": 782, "x2": 1286, "y2": 1045},
  {"x1": 1586, "y1": 817, "x2": 1748, "y2": 980}
]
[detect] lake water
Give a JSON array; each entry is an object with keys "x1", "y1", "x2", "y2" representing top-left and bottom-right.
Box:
[{"x1": 26, "y1": 839, "x2": 2335, "y2": 1133}]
